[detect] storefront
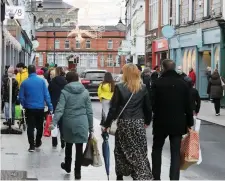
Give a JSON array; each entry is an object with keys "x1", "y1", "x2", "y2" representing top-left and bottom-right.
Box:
[
  {"x1": 152, "y1": 38, "x2": 169, "y2": 68},
  {"x1": 170, "y1": 27, "x2": 221, "y2": 98}
]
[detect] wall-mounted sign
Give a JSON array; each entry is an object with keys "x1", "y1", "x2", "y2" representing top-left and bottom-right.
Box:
[
  {"x1": 5, "y1": 6, "x2": 25, "y2": 19},
  {"x1": 153, "y1": 39, "x2": 169, "y2": 52}
]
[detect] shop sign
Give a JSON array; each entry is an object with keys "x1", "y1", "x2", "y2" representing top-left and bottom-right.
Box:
[
  {"x1": 203, "y1": 28, "x2": 220, "y2": 45},
  {"x1": 154, "y1": 39, "x2": 168, "y2": 52}
]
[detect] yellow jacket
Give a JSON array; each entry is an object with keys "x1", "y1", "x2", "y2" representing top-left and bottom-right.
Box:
[
  {"x1": 98, "y1": 83, "x2": 113, "y2": 102},
  {"x1": 16, "y1": 68, "x2": 28, "y2": 87}
]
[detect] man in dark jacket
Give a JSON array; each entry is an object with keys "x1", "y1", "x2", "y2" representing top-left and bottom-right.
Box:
[
  {"x1": 142, "y1": 67, "x2": 151, "y2": 98},
  {"x1": 151, "y1": 59, "x2": 194, "y2": 180},
  {"x1": 151, "y1": 65, "x2": 160, "y2": 84},
  {"x1": 19, "y1": 65, "x2": 53, "y2": 152}
]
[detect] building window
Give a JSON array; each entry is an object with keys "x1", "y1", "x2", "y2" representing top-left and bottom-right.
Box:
[
  {"x1": 76, "y1": 40, "x2": 80, "y2": 49},
  {"x1": 162, "y1": 0, "x2": 169, "y2": 25},
  {"x1": 149, "y1": 0, "x2": 158, "y2": 29},
  {"x1": 107, "y1": 54, "x2": 113, "y2": 67},
  {"x1": 86, "y1": 40, "x2": 91, "y2": 49},
  {"x1": 48, "y1": 18, "x2": 54, "y2": 26},
  {"x1": 108, "y1": 40, "x2": 113, "y2": 49},
  {"x1": 65, "y1": 40, "x2": 70, "y2": 49},
  {"x1": 100, "y1": 54, "x2": 104, "y2": 67},
  {"x1": 47, "y1": 54, "x2": 54, "y2": 63},
  {"x1": 204, "y1": 0, "x2": 210, "y2": 17},
  {"x1": 188, "y1": 0, "x2": 195, "y2": 21},
  {"x1": 37, "y1": 18, "x2": 44, "y2": 28},
  {"x1": 38, "y1": 53, "x2": 43, "y2": 66},
  {"x1": 175, "y1": 0, "x2": 180, "y2": 25},
  {"x1": 55, "y1": 18, "x2": 61, "y2": 27},
  {"x1": 55, "y1": 40, "x2": 60, "y2": 49}
]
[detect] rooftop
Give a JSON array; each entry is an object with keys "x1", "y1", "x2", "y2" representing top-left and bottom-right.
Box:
[
  {"x1": 36, "y1": 26, "x2": 126, "y2": 32},
  {"x1": 42, "y1": 0, "x2": 74, "y2": 9}
]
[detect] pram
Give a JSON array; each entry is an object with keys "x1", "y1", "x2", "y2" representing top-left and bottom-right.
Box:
[{"x1": 15, "y1": 105, "x2": 26, "y2": 131}]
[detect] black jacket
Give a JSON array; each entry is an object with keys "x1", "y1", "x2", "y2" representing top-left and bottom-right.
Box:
[
  {"x1": 48, "y1": 76, "x2": 67, "y2": 111},
  {"x1": 151, "y1": 70, "x2": 194, "y2": 135},
  {"x1": 1, "y1": 77, "x2": 19, "y2": 103},
  {"x1": 104, "y1": 83, "x2": 152, "y2": 128},
  {"x1": 142, "y1": 74, "x2": 151, "y2": 97},
  {"x1": 207, "y1": 73, "x2": 223, "y2": 99},
  {"x1": 151, "y1": 71, "x2": 160, "y2": 84},
  {"x1": 191, "y1": 88, "x2": 201, "y2": 113}
]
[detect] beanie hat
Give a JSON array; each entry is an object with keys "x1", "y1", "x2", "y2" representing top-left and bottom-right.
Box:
[{"x1": 36, "y1": 69, "x2": 44, "y2": 75}]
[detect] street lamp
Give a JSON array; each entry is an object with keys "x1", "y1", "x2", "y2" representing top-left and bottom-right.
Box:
[{"x1": 53, "y1": 32, "x2": 56, "y2": 64}]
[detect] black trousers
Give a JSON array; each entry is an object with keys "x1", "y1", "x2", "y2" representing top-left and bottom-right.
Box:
[
  {"x1": 26, "y1": 109, "x2": 44, "y2": 146},
  {"x1": 152, "y1": 134, "x2": 182, "y2": 180},
  {"x1": 52, "y1": 119, "x2": 64, "y2": 146},
  {"x1": 65, "y1": 143, "x2": 83, "y2": 170},
  {"x1": 213, "y1": 98, "x2": 221, "y2": 114}
]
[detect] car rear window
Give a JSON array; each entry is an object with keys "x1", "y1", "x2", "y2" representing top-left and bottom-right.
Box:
[{"x1": 85, "y1": 72, "x2": 106, "y2": 80}]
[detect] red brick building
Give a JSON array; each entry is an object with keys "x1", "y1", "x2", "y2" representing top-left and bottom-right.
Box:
[{"x1": 35, "y1": 25, "x2": 126, "y2": 74}]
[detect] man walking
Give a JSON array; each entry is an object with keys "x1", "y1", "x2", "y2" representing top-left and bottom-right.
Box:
[
  {"x1": 19, "y1": 65, "x2": 53, "y2": 152},
  {"x1": 151, "y1": 59, "x2": 194, "y2": 180}
]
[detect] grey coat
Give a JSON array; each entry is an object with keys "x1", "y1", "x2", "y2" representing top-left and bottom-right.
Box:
[
  {"x1": 207, "y1": 74, "x2": 223, "y2": 99},
  {"x1": 53, "y1": 82, "x2": 93, "y2": 143}
]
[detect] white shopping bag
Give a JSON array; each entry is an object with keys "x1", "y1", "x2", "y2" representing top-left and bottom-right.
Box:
[
  {"x1": 194, "y1": 117, "x2": 202, "y2": 165},
  {"x1": 51, "y1": 127, "x2": 58, "y2": 137}
]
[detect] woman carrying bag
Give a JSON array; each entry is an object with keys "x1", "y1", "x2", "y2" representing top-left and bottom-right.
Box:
[
  {"x1": 98, "y1": 72, "x2": 115, "y2": 126},
  {"x1": 50, "y1": 71, "x2": 93, "y2": 180},
  {"x1": 103, "y1": 64, "x2": 153, "y2": 180}
]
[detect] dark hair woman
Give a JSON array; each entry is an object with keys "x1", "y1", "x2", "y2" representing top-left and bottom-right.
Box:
[
  {"x1": 51, "y1": 71, "x2": 93, "y2": 179},
  {"x1": 98, "y1": 72, "x2": 115, "y2": 126},
  {"x1": 48, "y1": 66, "x2": 67, "y2": 148},
  {"x1": 207, "y1": 70, "x2": 224, "y2": 116}
]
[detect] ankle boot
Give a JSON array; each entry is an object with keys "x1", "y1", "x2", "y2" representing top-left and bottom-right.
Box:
[
  {"x1": 61, "y1": 157, "x2": 72, "y2": 173},
  {"x1": 116, "y1": 175, "x2": 123, "y2": 180},
  {"x1": 74, "y1": 161, "x2": 81, "y2": 180}
]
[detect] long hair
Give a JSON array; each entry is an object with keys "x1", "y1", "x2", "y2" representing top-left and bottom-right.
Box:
[
  {"x1": 55, "y1": 67, "x2": 65, "y2": 76},
  {"x1": 122, "y1": 64, "x2": 141, "y2": 93},
  {"x1": 102, "y1": 72, "x2": 115, "y2": 92}
]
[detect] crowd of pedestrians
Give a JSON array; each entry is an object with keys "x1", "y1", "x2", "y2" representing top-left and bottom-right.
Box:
[{"x1": 1, "y1": 60, "x2": 225, "y2": 180}]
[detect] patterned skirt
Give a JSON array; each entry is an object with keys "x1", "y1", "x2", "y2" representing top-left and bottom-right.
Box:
[{"x1": 114, "y1": 119, "x2": 153, "y2": 180}]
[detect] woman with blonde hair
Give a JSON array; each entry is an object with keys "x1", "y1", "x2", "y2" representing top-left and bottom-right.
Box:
[{"x1": 103, "y1": 64, "x2": 153, "y2": 180}]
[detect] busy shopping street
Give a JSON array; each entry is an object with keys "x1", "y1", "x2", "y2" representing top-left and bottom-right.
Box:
[
  {"x1": 1, "y1": 0, "x2": 225, "y2": 180},
  {"x1": 1, "y1": 100, "x2": 225, "y2": 180}
]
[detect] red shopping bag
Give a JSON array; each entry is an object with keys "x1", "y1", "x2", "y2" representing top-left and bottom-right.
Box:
[
  {"x1": 43, "y1": 114, "x2": 52, "y2": 137},
  {"x1": 180, "y1": 129, "x2": 200, "y2": 170}
]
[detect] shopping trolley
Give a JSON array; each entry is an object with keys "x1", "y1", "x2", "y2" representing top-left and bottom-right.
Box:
[{"x1": 15, "y1": 104, "x2": 26, "y2": 131}]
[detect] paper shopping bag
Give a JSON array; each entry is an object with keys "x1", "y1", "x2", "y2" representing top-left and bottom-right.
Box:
[
  {"x1": 92, "y1": 136, "x2": 102, "y2": 167},
  {"x1": 44, "y1": 114, "x2": 52, "y2": 137},
  {"x1": 51, "y1": 127, "x2": 58, "y2": 137},
  {"x1": 180, "y1": 129, "x2": 200, "y2": 170}
]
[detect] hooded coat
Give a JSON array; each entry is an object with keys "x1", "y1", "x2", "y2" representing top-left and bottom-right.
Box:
[
  {"x1": 16, "y1": 68, "x2": 28, "y2": 87},
  {"x1": 52, "y1": 82, "x2": 93, "y2": 143},
  {"x1": 48, "y1": 76, "x2": 67, "y2": 111},
  {"x1": 207, "y1": 72, "x2": 223, "y2": 99}
]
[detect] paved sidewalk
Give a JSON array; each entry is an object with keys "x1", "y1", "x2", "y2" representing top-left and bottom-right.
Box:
[
  {"x1": 198, "y1": 101, "x2": 225, "y2": 126},
  {"x1": 0, "y1": 118, "x2": 204, "y2": 180}
]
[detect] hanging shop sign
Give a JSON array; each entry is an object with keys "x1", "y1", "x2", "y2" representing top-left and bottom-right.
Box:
[{"x1": 5, "y1": 6, "x2": 25, "y2": 19}]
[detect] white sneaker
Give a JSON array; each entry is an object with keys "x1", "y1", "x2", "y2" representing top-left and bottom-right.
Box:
[{"x1": 216, "y1": 113, "x2": 220, "y2": 116}]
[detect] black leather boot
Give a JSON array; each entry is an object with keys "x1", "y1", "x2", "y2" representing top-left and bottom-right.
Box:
[
  {"x1": 61, "y1": 157, "x2": 72, "y2": 173},
  {"x1": 74, "y1": 161, "x2": 81, "y2": 180},
  {"x1": 116, "y1": 175, "x2": 123, "y2": 180}
]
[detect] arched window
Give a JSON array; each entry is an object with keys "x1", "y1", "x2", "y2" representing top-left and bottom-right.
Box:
[
  {"x1": 48, "y1": 18, "x2": 54, "y2": 26},
  {"x1": 187, "y1": 49, "x2": 193, "y2": 74},
  {"x1": 182, "y1": 49, "x2": 188, "y2": 74},
  {"x1": 55, "y1": 18, "x2": 61, "y2": 27},
  {"x1": 86, "y1": 40, "x2": 91, "y2": 49},
  {"x1": 191, "y1": 49, "x2": 196, "y2": 71}
]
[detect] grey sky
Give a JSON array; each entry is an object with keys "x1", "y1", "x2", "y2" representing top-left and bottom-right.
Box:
[{"x1": 63, "y1": 0, "x2": 125, "y2": 25}]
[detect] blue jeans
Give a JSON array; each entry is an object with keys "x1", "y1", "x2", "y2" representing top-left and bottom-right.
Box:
[{"x1": 4, "y1": 102, "x2": 15, "y2": 121}]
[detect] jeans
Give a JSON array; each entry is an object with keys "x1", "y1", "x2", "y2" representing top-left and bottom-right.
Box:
[
  {"x1": 152, "y1": 134, "x2": 182, "y2": 180},
  {"x1": 65, "y1": 143, "x2": 83, "y2": 170},
  {"x1": 4, "y1": 102, "x2": 15, "y2": 121},
  {"x1": 213, "y1": 99, "x2": 221, "y2": 114},
  {"x1": 26, "y1": 109, "x2": 44, "y2": 146}
]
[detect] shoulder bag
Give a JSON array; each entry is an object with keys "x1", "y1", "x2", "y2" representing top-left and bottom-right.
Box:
[{"x1": 109, "y1": 93, "x2": 134, "y2": 136}]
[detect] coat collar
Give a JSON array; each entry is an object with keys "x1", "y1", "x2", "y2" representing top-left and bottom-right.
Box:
[
  {"x1": 29, "y1": 73, "x2": 37, "y2": 77},
  {"x1": 161, "y1": 70, "x2": 179, "y2": 78}
]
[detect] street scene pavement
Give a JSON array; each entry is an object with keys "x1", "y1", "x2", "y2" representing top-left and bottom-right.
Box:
[{"x1": 1, "y1": 100, "x2": 225, "y2": 180}]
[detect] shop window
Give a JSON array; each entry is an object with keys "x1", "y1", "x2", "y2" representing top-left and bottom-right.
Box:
[
  {"x1": 107, "y1": 54, "x2": 113, "y2": 67},
  {"x1": 214, "y1": 47, "x2": 220, "y2": 71},
  {"x1": 182, "y1": 49, "x2": 188, "y2": 75},
  {"x1": 191, "y1": 49, "x2": 196, "y2": 71}
]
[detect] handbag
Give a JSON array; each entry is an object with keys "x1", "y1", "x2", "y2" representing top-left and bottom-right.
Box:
[
  {"x1": 109, "y1": 93, "x2": 134, "y2": 135},
  {"x1": 82, "y1": 135, "x2": 94, "y2": 167},
  {"x1": 43, "y1": 114, "x2": 52, "y2": 137}
]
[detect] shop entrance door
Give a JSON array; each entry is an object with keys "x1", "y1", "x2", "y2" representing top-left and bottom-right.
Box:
[{"x1": 198, "y1": 51, "x2": 211, "y2": 98}]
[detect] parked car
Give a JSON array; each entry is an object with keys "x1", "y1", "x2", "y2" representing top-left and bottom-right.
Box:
[{"x1": 80, "y1": 69, "x2": 107, "y2": 96}]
